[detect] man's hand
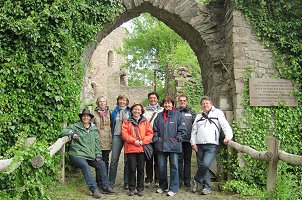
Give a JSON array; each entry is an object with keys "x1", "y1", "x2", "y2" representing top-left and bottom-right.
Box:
[
  {"x1": 223, "y1": 137, "x2": 231, "y2": 144},
  {"x1": 192, "y1": 144, "x2": 198, "y2": 152}
]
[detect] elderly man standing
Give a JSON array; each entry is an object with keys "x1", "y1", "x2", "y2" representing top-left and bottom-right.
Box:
[
  {"x1": 190, "y1": 96, "x2": 233, "y2": 195},
  {"x1": 177, "y1": 94, "x2": 196, "y2": 188}
]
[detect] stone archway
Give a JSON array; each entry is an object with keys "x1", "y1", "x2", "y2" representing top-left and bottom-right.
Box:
[
  {"x1": 82, "y1": 0, "x2": 278, "y2": 179},
  {"x1": 83, "y1": 0, "x2": 277, "y2": 124},
  {"x1": 83, "y1": 0, "x2": 276, "y2": 120}
]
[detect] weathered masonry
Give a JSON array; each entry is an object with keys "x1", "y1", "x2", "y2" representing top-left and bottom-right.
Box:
[{"x1": 83, "y1": 0, "x2": 277, "y2": 120}]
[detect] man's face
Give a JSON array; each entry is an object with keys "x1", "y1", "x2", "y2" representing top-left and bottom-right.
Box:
[
  {"x1": 148, "y1": 94, "x2": 158, "y2": 106},
  {"x1": 201, "y1": 99, "x2": 212, "y2": 113},
  {"x1": 178, "y1": 97, "x2": 188, "y2": 109}
]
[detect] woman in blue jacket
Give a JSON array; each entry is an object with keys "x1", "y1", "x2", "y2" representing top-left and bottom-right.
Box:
[{"x1": 153, "y1": 97, "x2": 187, "y2": 197}]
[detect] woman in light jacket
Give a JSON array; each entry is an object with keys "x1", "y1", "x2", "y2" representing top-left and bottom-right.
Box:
[
  {"x1": 122, "y1": 103, "x2": 154, "y2": 196},
  {"x1": 93, "y1": 96, "x2": 112, "y2": 174}
]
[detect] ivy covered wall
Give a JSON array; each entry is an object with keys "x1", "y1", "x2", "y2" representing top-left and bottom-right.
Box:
[
  {"x1": 0, "y1": 0, "x2": 123, "y2": 198},
  {"x1": 225, "y1": 1, "x2": 302, "y2": 198}
]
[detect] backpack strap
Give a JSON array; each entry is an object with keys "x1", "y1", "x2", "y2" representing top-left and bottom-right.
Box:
[
  {"x1": 132, "y1": 124, "x2": 141, "y2": 141},
  {"x1": 149, "y1": 112, "x2": 157, "y2": 123}
]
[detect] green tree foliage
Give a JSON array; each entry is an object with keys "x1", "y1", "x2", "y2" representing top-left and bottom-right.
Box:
[
  {"x1": 121, "y1": 13, "x2": 202, "y2": 108},
  {"x1": 0, "y1": 0, "x2": 123, "y2": 198}
]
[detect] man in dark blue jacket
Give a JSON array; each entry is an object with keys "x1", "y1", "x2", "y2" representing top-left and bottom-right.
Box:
[{"x1": 177, "y1": 94, "x2": 196, "y2": 188}]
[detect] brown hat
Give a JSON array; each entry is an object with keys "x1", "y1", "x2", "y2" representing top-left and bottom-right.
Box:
[{"x1": 78, "y1": 109, "x2": 94, "y2": 119}]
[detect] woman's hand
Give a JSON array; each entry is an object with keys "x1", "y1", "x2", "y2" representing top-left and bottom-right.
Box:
[{"x1": 134, "y1": 140, "x2": 142, "y2": 146}]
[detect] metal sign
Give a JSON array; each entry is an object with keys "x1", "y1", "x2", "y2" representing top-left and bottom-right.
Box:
[{"x1": 249, "y1": 78, "x2": 298, "y2": 106}]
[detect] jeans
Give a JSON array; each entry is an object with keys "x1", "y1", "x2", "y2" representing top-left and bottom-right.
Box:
[
  {"x1": 108, "y1": 135, "x2": 128, "y2": 186},
  {"x1": 102, "y1": 150, "x2": 111, "y2": 175},
  {"x1": 127, "y1": 153, "x2": 145, "y2": 192},
  {"x1": 178, "y1": 142, "x2": 192, "y2": 186},
  {"x1": 194, "y1": 144, "x2": 217, "y2": 189},
  {"x1": 70, "y1": 156, "x2": 110, "y2": 191},
  {"x1": 157, "y1": 152, "x2": 179, "y2": 193}
]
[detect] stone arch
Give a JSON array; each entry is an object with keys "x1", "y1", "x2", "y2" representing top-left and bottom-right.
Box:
[{"x1": 83, "y1": 0, "x2": 277, "y2": 119}]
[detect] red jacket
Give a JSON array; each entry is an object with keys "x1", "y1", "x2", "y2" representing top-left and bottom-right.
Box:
[{"x1": 122, "y1": 117, "x2": 154, "y2": 154}]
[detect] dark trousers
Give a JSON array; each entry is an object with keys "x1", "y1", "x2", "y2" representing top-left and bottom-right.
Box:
[
  {"x1": 102, "y1": 150, "x2": 111, "y2": 175},
  {"x1": 145, "y1": 148, "x2": 159, "y2": 183},
  {"x1": 127, "y1": 153, "x2": 145, "y2": 192},
  {"x1": 178, "y1": 142, "x2": 192, "y2": 186}
]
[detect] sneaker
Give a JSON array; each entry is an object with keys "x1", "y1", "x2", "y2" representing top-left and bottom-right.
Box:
[
  {"x1": 167, "y1": 191, "x2": 176, "y2": 196},
  {"x1": 201, "y1": 188, "x2": 211, "y2": 195},
  {"x1": 128, "y1": 190, "x2": 135, "y2": 196},
  {"x1": 145, "y1": 182, "x2": 151, "y2": 188},
  {"x1": 92, "y1": 188, "x2": 101, "y2": 199},
  {"x1": 156, "y1": 188, "x2": 164, "y2": 194},
  {"x1": 156, "y1": 188, "x2": 169, "y2": 193},
  {"x1": 137, "y1": 190, "x2": 144, "y2": 196},
  {"x1": 101, "y1": 187, "x2": 115, "y2": 195},
  {"x1": 191, "y1": 179, "x2": 199, "y2": 193},
  {"x1": 124, "y1": 184, "x2": 129, "y2": 190}
]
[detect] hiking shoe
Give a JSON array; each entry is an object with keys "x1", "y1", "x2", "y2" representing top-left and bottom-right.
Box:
[
  {"x1": 92, "y1": 188, "x2": 101, "y2": 199},
  {"x1": 201, "y1": 188, "x2": 211, "y2": 195},
  {"x1": 191, "y1": 179, "x2": 199, "y2": 193},
  {"x1": 101, "y1": 187, "x2": 115, "y2": 195},
  {"x1": 155, "y1": 180, "x2": 159, "y2": 187},
  {"x1": 128, "y1": 190, "x2": 135, "y2": 196},
  {"x1": 167, "y1": 191, "x2": 177, "y2": 196},
  {"x1": 137, "y1": 190, "x2": 144, "y2": 196}
]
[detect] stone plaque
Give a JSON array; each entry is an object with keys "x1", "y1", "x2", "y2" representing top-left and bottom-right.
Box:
[{"x1": 249, "y1": 78, "x2": 298, "y2": 106}]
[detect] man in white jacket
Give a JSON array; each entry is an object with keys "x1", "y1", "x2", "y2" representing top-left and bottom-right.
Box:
[{"x1": 190, "y1": 96, "x2": 233, "y2": 195}]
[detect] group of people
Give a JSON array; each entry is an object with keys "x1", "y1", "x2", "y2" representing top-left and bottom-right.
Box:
[{"x1": 61, "y1": 92, "x2": 233, "y2": 198}]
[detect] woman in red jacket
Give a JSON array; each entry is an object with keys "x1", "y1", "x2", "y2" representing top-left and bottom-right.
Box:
[{"x1": 122, "y1": 103, "x2": 154, "y2": 196}]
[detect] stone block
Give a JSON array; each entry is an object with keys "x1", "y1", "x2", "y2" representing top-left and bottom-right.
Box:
[
  {"x1": 233, "y1": 93, "x2": 244, "y2": 109},
  {"x1": 219, "y1": 96, "x2": 232, "y2": 110},
  {"x1": 224, "y1": 111, "x2": 234, "y2": 123},
  {"x1": 234, "y1": 79, "x2": 245, "y2": 94}
]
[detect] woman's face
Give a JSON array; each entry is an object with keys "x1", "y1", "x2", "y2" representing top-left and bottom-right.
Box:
[
  {"x1": 148, "y1": 94, "x2": 158, "y2": 106},
  {"x1": 81, "y1": 114, "x2": 91, "y2": 124},
  {"x1": 132, "y1": 105, "x2": 142, "y2": 119},
  {"x1": 118, "y1": 97, "x2": 127, "y2": 107},
  {"x1": 98, "y1": 98, "x2": 107, "y2": 109},
  {"x1": 163, "y1": 101, "x2": 173, "y2": 110}
]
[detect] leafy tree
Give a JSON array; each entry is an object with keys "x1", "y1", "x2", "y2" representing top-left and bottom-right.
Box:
[{"x1": 121, "y1": 13, "x2": 202, "y2": 107}]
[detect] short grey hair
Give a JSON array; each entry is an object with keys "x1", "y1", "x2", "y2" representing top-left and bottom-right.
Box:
[{"x1": 96, "y1": 96, "x2": 108, "y2": 105}]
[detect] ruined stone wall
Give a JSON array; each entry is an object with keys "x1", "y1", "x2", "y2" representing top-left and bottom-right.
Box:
[
  {"x1": 81, "y1": 26, "x2": 151, "y2": 110},
  {"x1": 224, "y1": 1, "x2": 277, "y2": 125}
]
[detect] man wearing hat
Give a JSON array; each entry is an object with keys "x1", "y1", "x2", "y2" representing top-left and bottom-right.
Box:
[{"x1": 61, "y1": 109, "x2": 115, "y2": 199}]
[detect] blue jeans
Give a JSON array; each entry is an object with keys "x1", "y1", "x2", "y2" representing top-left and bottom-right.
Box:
[
  {"x1": 70, "y1": 156, "x2": 110, "y2": 191},
  {"x1": 194, "y1": 144, "x2": 217, "y2": 189},
  {"x1": 157, "y1": 152, "x2": 179, "y2": 193},
  {"x1": 108, "y1": 135, "x2": 128, "y2": 186}
]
